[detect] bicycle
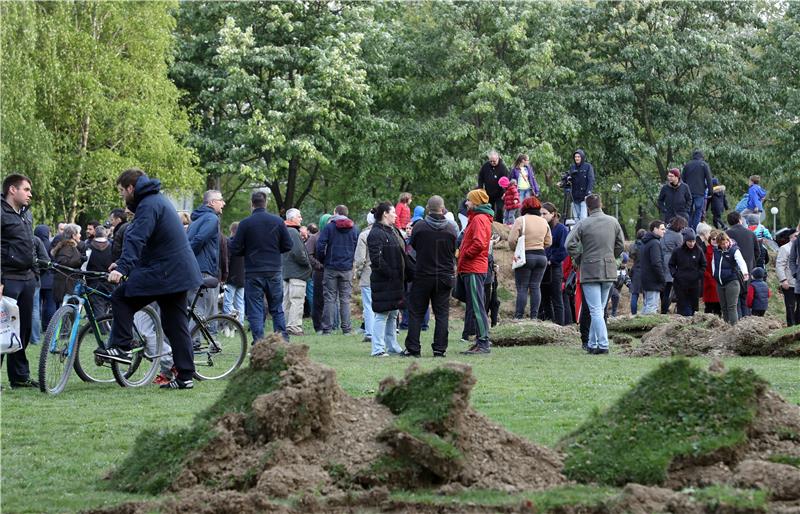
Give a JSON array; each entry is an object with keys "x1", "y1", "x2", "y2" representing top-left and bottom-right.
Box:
[
  {"x1": 37, "y1": 260, "x2": 164, "y2": 394},
  {"x1": 189, "y1": 276, "x2": 247, "y2": 380}
]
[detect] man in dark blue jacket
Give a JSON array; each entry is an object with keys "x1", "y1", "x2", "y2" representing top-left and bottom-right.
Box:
[
  {"x1": 565, "y1": 149, "x2": 595, "y2": 222},
  {"x1": 681, "y1": 149, "x2": 713, "y2": 230},
  {"x1": 316, "y1": 204, "x2": 359, "y2": 335},
  {"x1": 228, "y1": 191, "x2": 293, "y2": 343},
  {"x1": 186, "y1": 190, "x2": 225, "y2": 326},
  {"x1": 100, "y1": 168, "x2": 203, "y2": 390}
]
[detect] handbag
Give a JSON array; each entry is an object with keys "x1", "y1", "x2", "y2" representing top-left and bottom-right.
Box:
[
  {"x1": 0, "y1": 296, "x2": 23, "y2": 355},
  {"x1": 452, "y1": 274, "x2": 467, "y2": 302},
  {"x1": 512, "y1": 215, "x2": 527, "y2": 270}
]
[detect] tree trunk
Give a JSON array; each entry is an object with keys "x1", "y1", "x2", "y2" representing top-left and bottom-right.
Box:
[
  {"x1": 283, "y1": 156, "x2": 300, "y2": 209},
  {"x1": 69, "y1": 113, "x2": 91, "y2": 222}
]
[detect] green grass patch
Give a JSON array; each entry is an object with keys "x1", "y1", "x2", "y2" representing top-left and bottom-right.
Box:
[
  {"x1": 767, "y1": 454, "x2": 800, "y2": 467},
  {"x1": 690, "y1": 485, "x2": 768, "y2": 511},
  {"x1": 491, "y1": 320, "x2": 576, "y2": 346},
  {"x1": 108, "y1": 349, "x2": 288, "y2": 495},
  {"x1": 606, "y1": 314, "x2": 671, "y2": 334},
  {"x1": 561, "y1": 359, "x2": 765, "y2": 486}
]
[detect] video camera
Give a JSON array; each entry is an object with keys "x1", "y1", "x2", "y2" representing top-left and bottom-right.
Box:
[{"x1": 558, "y1": 172, "x2": 572, "y2": 190}]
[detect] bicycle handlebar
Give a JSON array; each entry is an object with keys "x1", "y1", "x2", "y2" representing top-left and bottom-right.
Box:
[{"x1": 38, "y1": 258, "x2": 109, "y2": 279}]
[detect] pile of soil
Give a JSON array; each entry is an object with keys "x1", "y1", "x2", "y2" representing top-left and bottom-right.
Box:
[
  {"x1": 713, "y1": 316, "x2": 800, "y2": 357},
  {"x1": 95, "y1": 335, "x2": 566, "y2": 513},
  {"x1": 491, "y1": 319, "x2": 579, "y2": 347},
  {"x1": 626, "y1": 313, "x2": 729, "y2": 357}
]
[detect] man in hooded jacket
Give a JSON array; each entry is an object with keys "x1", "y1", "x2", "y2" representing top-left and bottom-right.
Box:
[
  {"x1": 186, "y1": 190, "x2": 224, "y2": 325},
  {"x1": 681, "y1": 149, "x2": 713, "y2": 230},
  {"x1": 99, "y1": 168, "x2": 203, "y2": 390},
  {"x1": 565, "y1": 149, "x2": 595, "y2": 222},
  {"x1": 317, "y1": 205, "x2": 359, "y2": 335}
]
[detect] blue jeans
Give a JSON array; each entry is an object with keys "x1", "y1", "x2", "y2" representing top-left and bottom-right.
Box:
[
  {"x1": 322, "y1": 269, "x2": 353, "y2": 333},
  {"x1": 31, "y1": 286, "x2": 41, "y2": 344},
  {"x1": 642, "y1": 290, "x2": 660, "y2": 314},
  {"x1": 361, "y1": 286, "x2": 374, "y2": 337},
  {"x1": 372, "y1": 310, "x2": 402, "y2": 355},
  {"x1": 690, "y1": 194, "x2": 705, "y2": 229},
  {"x1": 582, "y1": 282, "x2": 613, "y2": 350},
  {"x1": 519, "y1": 188, "x2": 533, "y2": 201},
  {"x1": 40, "y1": 287, "x2": 57, "y2": 332},
  {"x1": 223, "y1": 284, "x2": 245, "y2": 319},
  {"x1": 245, "y1": 272, "x2": 287, "y2": 343},
  {"x1": 572, "y1": 201, "x2": 588, "y2": 221}
]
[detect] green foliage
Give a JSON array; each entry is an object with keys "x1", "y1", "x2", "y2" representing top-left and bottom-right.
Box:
[
  {"x1": 491, "y1": 320, "x2": 575, "y2": 347},
  {"x1": 561, "y1": 359, "x2": 765, "y2": 486},
  {"x1": 0, "y1": 1, "x2": 199, "y2": 224}
]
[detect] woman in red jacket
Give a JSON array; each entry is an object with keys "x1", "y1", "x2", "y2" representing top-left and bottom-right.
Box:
[
  {"x1": 702, "y1": 227, "x2": 721, "y2": 314},
  {"x1": 395, "y1": 192, "x2": 412, "y2": 232}
]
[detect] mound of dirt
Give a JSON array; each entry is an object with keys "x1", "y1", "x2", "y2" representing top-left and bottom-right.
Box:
[
  {"x1": 102, "y1": 335, "x2": 566, "y2": 512},
  {"x1": 716, "y1": 316, "x2": 797, "y2": 357},
  {"x1": 627, "y1": 313, "x2": 729, "y2": 357},
  {"x1": 491, "y1": 319, "x2": 579, "y2": 347}
]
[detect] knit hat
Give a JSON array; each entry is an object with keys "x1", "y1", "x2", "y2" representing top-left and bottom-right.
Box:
[
  {"x1": 467, "y1": 189, "x2": 489, "y2": 205},
  {"x1": 745, "y1": 213, "x2": 760, "y2": 226},
  {"x1": 712, "y1": 178, "x2": 719, "y2": 186},
  {"x1": 411, "y1": 205, "x2": 425, "y2": 224},
  {"x1": 681, "y1": 227, "x2": 696, "y2": 242},
  {"x1": 752, "y1": 267, "x2": 766, "y2": 280},
  {"x1": 668, "y1": 168, "x2": 681, "y2": 179},
  {"x1": 498, "y1": 176, "x2": 510, "y2": 188}
]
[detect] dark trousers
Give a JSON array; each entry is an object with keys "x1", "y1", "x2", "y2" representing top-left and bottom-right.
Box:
[
  {"x1": 461, "y1": 273, "x2": 489, "y2": 346},
  {"x1": 704, "y1": 302, "x2": 721, "y2": 315},
  {"x1": 538, "y1": 263, "x2": 565, "y2": 325},
  {"x1": 40, "y1": 287, "x2": 57, "y2": 333},
  {"x1": 404, "y1": 277, "x2": 451, "y2": 355},
  {"x1": 2, "y1": 277, "x2": 35, "y2": 382},
  {"x1": 579, "y1": 288, "x2": 590, "y2": 346},
  {"x1": 737, "y1": 280, "x2": 751, "y2": 318},
  {"x1": 564, "y1": 292, "x2": 575, "y2": 324},
  {"x1": 674, "y1": 282, "x2": 700, "y2": 316},
  {"x1": 400, "y1": 282, "x2": 429, "y2": 330},
  {"x1": 490, "y1": 196, "x2": 504, "y2": 223},
  {"x1": 660, "y1": 282, "x2": 673, "y2": 314},
  {"x1": 109, "y1": 283, "x2": 194, "y2": 381},
  {"x1": 783, "y1": 289, "x2": 800, "y2": 326},
  {"x1": 311, "y1": 269, "x2": 324, "y2": 332}
]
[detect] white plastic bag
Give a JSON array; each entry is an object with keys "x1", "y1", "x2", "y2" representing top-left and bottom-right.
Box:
[
  {"x1": 512, "y1": 215, "x2": 527, "y2": 270},
  {"x1": 0, "y1": 296, "x2": 23, "y2": 354}
]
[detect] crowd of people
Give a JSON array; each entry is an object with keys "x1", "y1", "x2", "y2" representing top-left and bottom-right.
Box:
[{"x1": 2, "y1": 149, "x2": 798, "y2": 388}]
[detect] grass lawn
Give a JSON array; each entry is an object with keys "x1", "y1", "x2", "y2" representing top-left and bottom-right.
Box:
[{"x1": 2, "y1": 319, "x2": 799, "y2": 513}]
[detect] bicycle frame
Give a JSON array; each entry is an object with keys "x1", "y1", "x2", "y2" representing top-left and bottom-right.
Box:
[{"x1": 49, "y1": 280, "x2": 112, "y2": 358}]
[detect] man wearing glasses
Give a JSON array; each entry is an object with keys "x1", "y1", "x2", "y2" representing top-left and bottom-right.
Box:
[{"x1": 187, "y1": 190, "x2": 225, "y2": 325}]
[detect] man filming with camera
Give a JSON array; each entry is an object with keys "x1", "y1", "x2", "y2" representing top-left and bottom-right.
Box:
[{"x1": 561, "y1": 149, "x2": 595, "y2": 222}]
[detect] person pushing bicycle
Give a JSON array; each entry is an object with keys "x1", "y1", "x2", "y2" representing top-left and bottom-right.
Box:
[{"x1": 96, "y1": 168, "x2": 203, "y2": 390}]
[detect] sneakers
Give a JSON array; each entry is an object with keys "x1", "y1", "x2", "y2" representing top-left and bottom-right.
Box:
[
  {"x1": 94, "y1": 346, "x2": 132, "y2": 364},
  {"x1": 10, "y1": 378, "x2": 39, "y2": 389},
  {"x1": 287, "y1": 328, "x2": 305, "y2": 337},
  {"x1": 460, "y1": 344, "x2": 490, "y2": 355},
  {"x1": 399, "y1": 349, "x2": 420, "y2": 358},
  {"x1": 153, "y1": 368, "x2": 176, "y2": 385},
  {"x1": 160, "y1": 378, "x2": 194, "y2": 390},
  {"x1": 433, "y1": 351, "x2": 446, "y2": 358},
  {"x1": 362, "y1": 336, "x2": 372, "y2": 343},
  {"x1": 371, "y1": 352, "x2": 390, "y2": 358},
  {"x1": 590, "y1": 347, "x2": 609, "y2": 355}
]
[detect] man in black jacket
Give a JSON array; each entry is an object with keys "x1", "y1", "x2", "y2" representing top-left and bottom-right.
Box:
[
  {"x1": 1, "y1": 174, "x2": 38, "y2": 388},
  {"x1": 639, "y1": 220, "x2": 667, "y2": 314},
  {"x1": 658, "y1": 169, "x2": 692, "y2": 223},
  {"x1": 400, "y1": 196, "x2": 458, "y2": 358},
  {"x1": 229, "y1": 191, "x2": 293, "y2": 343},
  {"x1": 109, "y1": 208, "x2": 129, "y2": 263},
  {"x1": 726, "y1": 211, "x2": 759, "y2": 318},
  {"x1": 681, "y1": 149, "x2": 713, "y2": 230},
  {"x1": 477, "y1": 151, "x2": 509, "y2": 223}
]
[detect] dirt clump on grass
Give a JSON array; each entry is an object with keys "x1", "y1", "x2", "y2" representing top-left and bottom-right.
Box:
[
  {"x1": 627, "y1": 313, "x2": 729, "y2": 357},
  {"x1": 101, "y1": 335, "x2": 566, "y2": 512},
  {"x1": 715, "y1": 316, "x2": 800, "y2": 357},
  {"x1": 491, "y1": 319, "x2": 579, "y2": 347}
]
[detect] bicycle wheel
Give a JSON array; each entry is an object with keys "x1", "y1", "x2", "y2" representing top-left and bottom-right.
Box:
[
  {"x1": 192, "y1": 314, "x2": 247, "y2": 380},
  {"x1": 73, "y1": 314, "x2": 116, "y2": 383},
  {"x1": 38, "y1": 305, "x2": 78, "y2": 395},
  {"x1": 111, "y1": 305, "x2": 164, "y2": 387}
]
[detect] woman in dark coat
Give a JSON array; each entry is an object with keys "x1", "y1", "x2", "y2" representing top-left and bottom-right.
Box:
[
  {"x1": 668, "y1": 227, "x2": 706, "y2": 316},
  {"x1": 51, "y1": 225, "x2": 83, "y2": 302},
  {"x1": 367, "y1": 201, "x2": 405, "y2": 357}
]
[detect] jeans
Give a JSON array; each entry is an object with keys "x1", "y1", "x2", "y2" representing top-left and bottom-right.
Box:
[
  {"x1": 503, "y1": 208, "x2": 518, "y2": 225},
  {"x1": 572, "y1": 201, "x2": 588, "y2": 221},
  {"x1": 582, "y1": 282, "x2": 613, "y2": 350},
  {"x1": 462, "y1": 273, "x2": 489, "y2": 346},
  {"x1": 223, "y1": 284, "x2": 245, "y2": 319},
  {"x1": 1, "y1": 277, "x2": 35, "y2": 383},
  {"x1": 361, "y1": 286, "x2": 374, "y2": 337},
  {"x1": 718, "y1": 280, "x2": 740, "y2": 325},
  {"x1": 134, "y1": 303, "x2": 174, "y2": 373},
  {"x1": 282, "y1": 278, "x2": 307, "y2": 333},
  {"x1": 372, "y1": 310, "x2": 402, "y2": 355},
  {"x1": 31, "y1": 286, "x2": 41, "y2": 344},
  {"x1": 539, "y1": 264, "x2": 565, "y2": 325},
  {"x1": 40, "y1": 287, "x2": 57, "y2": 333},
  {"x1": 322, "y1": 268, "x2": 353, "y2": 333},
  {"x1": 514, "y1": 252, "x2": 548, "y2": 318},
  {"x1": 642, "y1": 290, "x2": 661, "y2": 314},
  {"x1": 404, "y1": 276, "x2": 452, "y2": 355},
  {"x1": 690, "y1": 194, "x2": 706, "y2": 229},
  {"x1": 245, "y1": 272, "x2": 287, "y2": 342},
  {"x1": 109, "y1": 284, "x2": 194, "y2": 381},
  {"x1": 519, "y1": 188, "x2": 533, "y2": 201}
]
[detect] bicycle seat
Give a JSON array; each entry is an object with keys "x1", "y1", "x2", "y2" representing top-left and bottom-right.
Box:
[{"x1": 201, "y1": 276, "x2": 220, "y2": 289}]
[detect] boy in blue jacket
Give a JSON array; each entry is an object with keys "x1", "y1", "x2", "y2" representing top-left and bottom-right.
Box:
[{"x1": 746, "y1": 175, "x2": 767, "y2": 214}]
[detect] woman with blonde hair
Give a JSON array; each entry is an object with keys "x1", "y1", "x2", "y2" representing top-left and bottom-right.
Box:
[{"x1": 711, "y1": 232, "x2": 749, "y2": 325}]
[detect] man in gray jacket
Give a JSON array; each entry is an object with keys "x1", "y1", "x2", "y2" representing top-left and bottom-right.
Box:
[
  {"x1": 566, "y1": 194, "x2": 625, "y2": 354},
  {"x1": 282, "y1": 208, "x2": 312, "y2": 335},
  {"x1": 353, "y1": 210, "x2": 375, "y2": 343}
]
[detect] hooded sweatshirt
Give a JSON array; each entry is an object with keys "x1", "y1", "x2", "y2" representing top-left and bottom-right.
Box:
[
  {"x1": 567, "y1": 149, "x2": 595, "y2": 202},
  {"x1": 186, "y1": 204, "x2": 220, "y2": 275},
  {"x1": 457, "y1": 204, "x2": 494, "y2": 274},
  {"x1": 409, "y1": 213, "x2": 458, "y2": 279},
  {"x1": 747, "y1": 183, "x2": 767, "y2": 212},
  {"x1": 316, "y1": 215, "x2": 359, "y2": 271},
  {"x1": 681, "y1": 150, "x2": 713, "y2": 197}
]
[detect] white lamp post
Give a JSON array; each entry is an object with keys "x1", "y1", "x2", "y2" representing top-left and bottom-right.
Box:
[
  {"x1": 611, "y1": 183, "x2": 622, "y2": 219},
  {"x1": 771, "y1": 206, "x2": 779, "y2": 234}
]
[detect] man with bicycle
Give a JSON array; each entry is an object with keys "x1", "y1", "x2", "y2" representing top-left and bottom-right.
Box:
[{"x1": 96, "y1": 168, "x2": 202, "y2": 390}]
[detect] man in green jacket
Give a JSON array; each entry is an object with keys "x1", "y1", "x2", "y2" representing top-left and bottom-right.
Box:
[{"x1": 282, "y1": 208, "x2": 312, "y2": 336}]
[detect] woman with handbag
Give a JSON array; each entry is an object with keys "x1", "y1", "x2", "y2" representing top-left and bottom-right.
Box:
[
  {"x1": 508, "y1": 196, "x2": 552, "y2": 319},
  {"x1": 711, "y1": 233, "x2": 749, "y2": 325},
  {"x1": 366, "y1": 201, "x2": 406, "y2": 357}
]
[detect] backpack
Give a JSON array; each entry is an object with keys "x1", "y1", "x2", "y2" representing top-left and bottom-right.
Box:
[{"x1": 734, "y1": 195, "x2": 748, "y2": 213}]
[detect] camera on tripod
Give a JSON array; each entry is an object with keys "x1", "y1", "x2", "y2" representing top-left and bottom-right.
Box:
[{"x1": 558, "y1": 173, "x2": 572, "y2": 190}]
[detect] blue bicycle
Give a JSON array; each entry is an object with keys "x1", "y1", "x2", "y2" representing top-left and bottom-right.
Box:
[{"x1": 37, "y1": 260, "x2": 164, "y2": 394}]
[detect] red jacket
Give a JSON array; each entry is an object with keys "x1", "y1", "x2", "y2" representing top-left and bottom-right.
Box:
[
  {"x1": 703, "y1": 243, "x2": 719, "y2": 303},
  {"x1": 503, "y1": 184, "x2": 520, "y2": 211},
  {"x1": 395, "y1": 202, "x2": 411, "y2": 230},
  {"x1": 457, "y1": 207, "x2": 493, "y2": 274}
]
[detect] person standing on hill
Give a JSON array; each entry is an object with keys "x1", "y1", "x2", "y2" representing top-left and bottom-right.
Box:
[
  {"x1": 395, "y1": 192, "x2": 412, "y2": 233},
  {"x1": 712, "y1": 233, "x2": 749, "y2": 326},
  {"x1": 726, "y1": 211, "x2": 760, "y2": 318},
  {"x1": 539, "y1": 202, "x2": 568, "y2": 325},
  {"x1": 708, "y1": 178, "x2": 728, "y2": 229},
  {"x1": 639, "y1": 220, "x2": 667, "y2": 314},
  {"x1": 660, "y1": 216, "x2": 688, "y2": 314},
  {"x1": 668, "y1": 227, "x2": 706, "y2": 316},
  {"x1": 508, "y1": 197, "x2": 552, "y2": 320},
  {"x1": 477, "y1": 151, "x2": 509, "y2": 223},
  {"x1": 681, "y1": 149, "x2": 713, "y2": 229},
  {"x1": 510, "y1": 153, "x2": 540, "y2": 201},
  {"x1": 776, "y1": 227, "x2": 799, "y2": 326},
  {"x1": 565, "y1": 194, "x2": 624, "y2": 354},
  {"x1": 658, "y1": 169, "x2": 692, "y2": 225},
  {"x1": 565, "y1": 149, "x2": 595, "y2": 222}
]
